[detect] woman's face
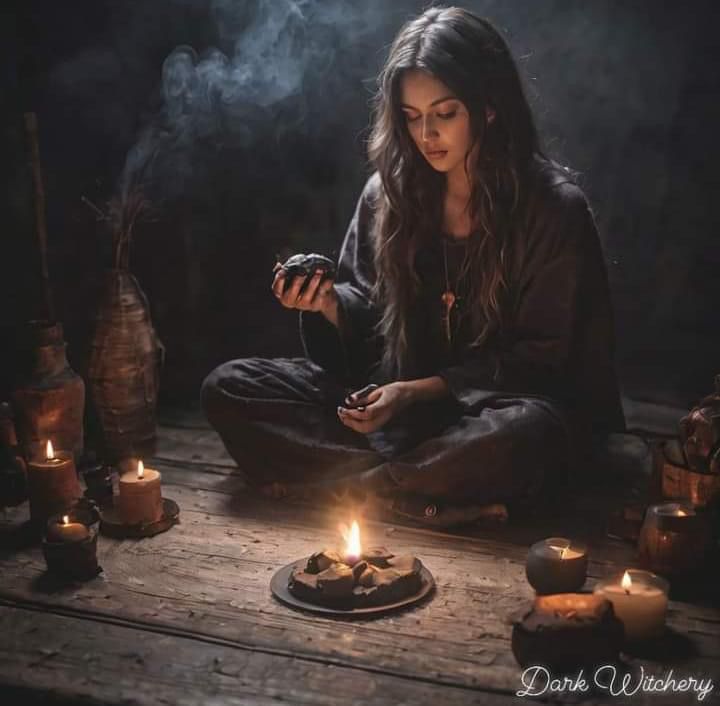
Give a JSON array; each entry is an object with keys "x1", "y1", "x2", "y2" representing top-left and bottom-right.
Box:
[{"x1": 400, "y1": 69, "x2": 475, "y2": 176}]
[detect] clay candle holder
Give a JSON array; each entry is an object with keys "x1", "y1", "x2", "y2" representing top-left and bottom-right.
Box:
[
  {"x1": 511, "y1": 593, "x2": 624, "y2": 671},
  {"x1": 117, "y1": 460, "x2": 162, "y2": 525},
  {"x1": 638, "y1": 502, "x2": 712, "y2": 576},
  {"x1": 42, "y1": 503, "x2": 101, "y2": 581},
  {"x1": 525, "y1": 537, "x2": 588, "y2": 594},
  {"x1": 594, "y1": 569, "x2": 669, "y2": 642},
  {"x1": 26, "y1": 440, "x2": 82, "y2": 524}
]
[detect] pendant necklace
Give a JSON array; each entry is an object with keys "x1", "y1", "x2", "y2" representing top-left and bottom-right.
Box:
[{"x1": 441, "y1": 238, "x2": 458, "y2": 344}]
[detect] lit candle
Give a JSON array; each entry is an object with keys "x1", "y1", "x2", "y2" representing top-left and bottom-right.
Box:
[
  {"x1": 342, "y1": 520, "x2": 362, "y2": 565},
  {"x1": 25, "y1": 439, "x2": 82, "y2": 523},
  {"x1": 638, "y1": 502, "x2": 710, "y2": 576},
  {"x1": 594, "y1": 569, "x2": 669, "y2": 641},
  {"x1": 525, "y1": 537, "x2": 588, "y2": 594},
  {"x1": 44, "y1": 441, "x2": 62, "y2": 465},
  {"x1": 42, "y1": 511, "x2": 99, "y2": 581},
  {"x1": 46, "y1": 514, "x2": 89, "y2": 543},
  {"x1": 117, "y1": 460, "x2": 163, "y2": 525}
]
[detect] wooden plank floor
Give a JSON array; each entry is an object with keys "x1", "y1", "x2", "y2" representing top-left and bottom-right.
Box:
[{"x1": 1, "y1": 410, "x2": 719, "y2": 705}]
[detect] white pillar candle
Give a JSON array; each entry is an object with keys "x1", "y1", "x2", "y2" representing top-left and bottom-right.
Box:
[
  {"x1": 594, "y1": 569, "x2": 669, "y2": 641},
  {"x1": 117, "y1": 460, "x2": 163, "y2": 525}
]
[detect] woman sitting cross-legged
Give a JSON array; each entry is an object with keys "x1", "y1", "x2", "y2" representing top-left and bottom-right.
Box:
[{"x1": 201, "y1": 6, "x2": 625, "y2": 520}]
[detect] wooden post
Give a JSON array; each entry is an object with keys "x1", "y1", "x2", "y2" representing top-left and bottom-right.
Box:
[{"x1": 23, "y1": 112, "x2": 55, "y2": 321}]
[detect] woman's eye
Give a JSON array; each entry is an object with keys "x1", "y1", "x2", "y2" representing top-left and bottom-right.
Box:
[
  {"x1": 404, "y1": 113, "x2": 421, "y2": 123},
  {"x1": 437, "y1": 111, "x2": 457, "y2": 120}
]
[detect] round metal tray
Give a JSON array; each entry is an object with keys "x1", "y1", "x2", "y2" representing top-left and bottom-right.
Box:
[
  {"x1": 270, "y1": 557, "x2": 435, "y2": 618},
  {"x1": 99, "y1": 498, "x2": 179, "y2": 538}
]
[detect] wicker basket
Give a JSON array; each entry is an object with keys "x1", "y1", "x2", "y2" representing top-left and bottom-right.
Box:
[{"x1": 88, "y1": 269, "x2": 164, "y2": 461}]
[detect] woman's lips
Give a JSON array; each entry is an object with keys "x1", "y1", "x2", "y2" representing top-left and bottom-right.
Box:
[{"x1": 425, "y1": 149, "x2": 448, "y2": 160}]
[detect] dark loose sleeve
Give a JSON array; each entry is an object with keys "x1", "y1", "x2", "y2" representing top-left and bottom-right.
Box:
[
  {"x1": 299, "y1": 174, "x2": 383, "y2": 385},
  {"x1": 439, "y1": 181, "x2": 624, "y2": 433}
]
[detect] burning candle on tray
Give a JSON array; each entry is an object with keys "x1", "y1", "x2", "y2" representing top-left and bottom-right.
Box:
[
  {"x1": 342, "y1": 520, "x2": 362, "y2": 565},
  {"x1": 117, "y1": 460, "x2": 163, "y2": 525},
  {"x1": 284, "y1": 519, "x2": 430, "y2": 610},
  {"x1": 525, "y1": 537, "x2": 588, "y2": 594},
  {"x1": 26, "y1": 440, "x2": 82, "y2": 523},
  {"x1": 593, "y1": 569, "x2": 669, "y2": 641}
]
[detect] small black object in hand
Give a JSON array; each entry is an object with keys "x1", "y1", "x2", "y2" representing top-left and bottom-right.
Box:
[
  {"x1": 344, "y1": 384, "x2": 379, "y2": 410},
  {"x1": 278, "y1": 253, "x2": 336, "y2": 293}
]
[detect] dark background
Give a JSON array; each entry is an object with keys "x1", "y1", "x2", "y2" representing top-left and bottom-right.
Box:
[{"x1": 3, "y1": 0, "x2": 719, "y2": 410}]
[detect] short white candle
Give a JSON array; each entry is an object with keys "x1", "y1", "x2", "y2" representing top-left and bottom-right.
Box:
[
  {"x1": 594, "y1": 569, "x2": 669, "y2": 641},
  {"x1": 117, "y1": 460, "x2": 163, "y2": 525}
]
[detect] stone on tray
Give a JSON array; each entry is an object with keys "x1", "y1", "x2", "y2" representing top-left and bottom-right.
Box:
[
  {"x1": 288, "y1": 547, "x2": 425, "y2": 609},
  {"x1": 288, "y1": 570, "x2": 319, "y2": 603},
  {"x1": 362, "y1": 547, "x2": 394, "y2": 568},
  {"x1": 306, "y1": 549, "x2": 344, "y2": 574},
  {"x1": 358, "y1": 564, "x2": 378, "y2": 588},
  {"x1": 316, "y1": 563, "x2": 355, "y2": 597},
  {"x1": 362, "y1": 567, "x2": 423, "y2": 606},
  {"x1": 351, "y1": 560, "x2": 368, "y2": 582},
  {"x1": 386, "y1": 554, "x2": 422, "y2": 574}
]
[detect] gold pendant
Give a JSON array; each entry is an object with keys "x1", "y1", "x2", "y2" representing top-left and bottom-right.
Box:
[{"x1": 441, "y1": 290, "x2": 456, "y2": 343}]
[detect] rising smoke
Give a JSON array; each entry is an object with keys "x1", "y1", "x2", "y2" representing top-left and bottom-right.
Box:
[{"x1": 118, "y1": 0, "x2": 395, "y2": 204}]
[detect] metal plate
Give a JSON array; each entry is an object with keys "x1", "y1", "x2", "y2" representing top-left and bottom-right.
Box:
[
  {"x1": 99, "y1": 498, "x2": 179, "y2": 538},
  {"x1": 270, "y1": 557, "x2": 435, "y2": 618}
]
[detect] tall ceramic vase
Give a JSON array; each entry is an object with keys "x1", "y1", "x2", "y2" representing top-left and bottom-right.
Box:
[{"x1": 88, "y1": 269, "x2": 164, "y2": 462}]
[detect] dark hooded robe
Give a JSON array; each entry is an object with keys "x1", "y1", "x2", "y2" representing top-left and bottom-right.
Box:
[{"x1": 201, "y1": 160, "x2": 625, "y2": 506}]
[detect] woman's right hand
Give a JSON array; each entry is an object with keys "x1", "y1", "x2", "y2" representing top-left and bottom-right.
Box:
[{"x1": 271, "y1": 262, "x2": 339, "y2": 322}]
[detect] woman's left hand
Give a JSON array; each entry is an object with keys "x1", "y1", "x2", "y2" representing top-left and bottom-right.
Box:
[{"x1": 337, "y1": 382, "x2": 412, "y2": 433}]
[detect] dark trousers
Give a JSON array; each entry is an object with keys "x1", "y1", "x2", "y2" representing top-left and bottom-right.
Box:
[{"x1": 200, "y1": 357, "x2": 570, "y2": 505}]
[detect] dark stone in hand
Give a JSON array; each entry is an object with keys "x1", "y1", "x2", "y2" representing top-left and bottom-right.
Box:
[{"x1": 279, "y1": 253, "x2": 336, "y2": 293}]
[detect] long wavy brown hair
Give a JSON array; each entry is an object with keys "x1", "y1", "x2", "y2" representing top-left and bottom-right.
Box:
[{"x1": 368, "y1": 6, "x2": 545, "y2": 379}]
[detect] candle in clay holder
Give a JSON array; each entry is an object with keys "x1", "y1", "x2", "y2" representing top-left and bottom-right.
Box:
[
  {"x1": 42, "y1": 509, "x2": 100, "y2": 581},
  {"x1": 46, "y1": 514, "x2": 89, "y2": 542},
  {"x1": 638, "y1": 502, "x2": 712, "y2": 576},
  {"x1": 26, "y1": 440, "x2": 82, "y2": 524},
  {"x1": 594, "y1": 569, "x2": 669, "y2": 642},
  {"x1": 117, "y1": 460, "x2": 162, "y2": 525},
  {"x1": 525, "y1": 537, "x2": 588, "y2": 594}
]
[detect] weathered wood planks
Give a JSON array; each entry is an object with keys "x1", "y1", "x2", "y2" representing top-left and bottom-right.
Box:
[{"x1": 1, "y1": 416, "x2": 719, "y2": 705}]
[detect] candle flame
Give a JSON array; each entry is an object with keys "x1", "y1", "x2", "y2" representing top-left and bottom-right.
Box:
[
  {"x1": 62, "y1": 515, "x2": 69, "y2": 525},
  {"x1": 341, "y1": 521, "x2": 361, "y2": 561},
  {"x1": 137, "y1": 460, "x2": 144, "y2": 479},
  {"x1": 46, "y1": 440, "x2": 55, "y2": 460},
  {"x1": 621, "y1": 571, "x2": 633, "y2": 592},
  {"x1": 549, "y1": 541, "x2": 569, "y2": 559}
]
